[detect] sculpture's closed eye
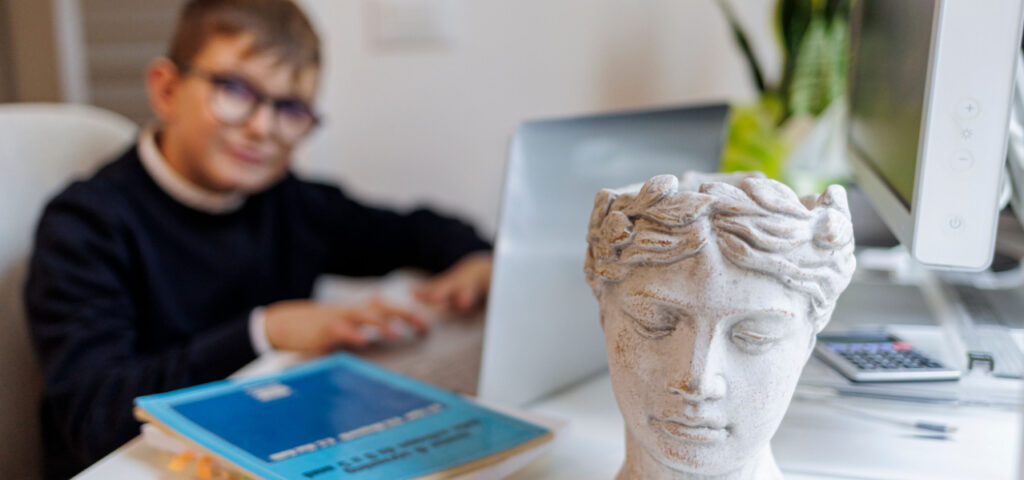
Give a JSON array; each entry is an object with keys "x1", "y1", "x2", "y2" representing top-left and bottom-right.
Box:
[
  {"x1": 730, "y1": 317, "x2": 792, "y2": 354},
  {"x1": 621, "y1": 302, "x2": 683, "y2": 339},
  {"x1": 731, "y1": 330, "x2": 781, "y2": 353},
  {"x1": 631, "y1": 316, "x2": 676, "y2": 339}
]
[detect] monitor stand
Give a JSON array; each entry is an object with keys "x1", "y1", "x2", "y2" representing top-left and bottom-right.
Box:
[
  {"x1": 849, "y1": 244, "x2": 1024, "y2": 379},
  {"x1": 930, "y1": 266, "x2": 1024, "y2": 379}
]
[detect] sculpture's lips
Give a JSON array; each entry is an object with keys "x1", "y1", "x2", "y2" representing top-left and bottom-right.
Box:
[{"x1": 653, "y1": 417, "x2": 729, "y2": 443}]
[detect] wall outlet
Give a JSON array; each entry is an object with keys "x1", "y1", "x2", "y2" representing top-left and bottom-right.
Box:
[{"x1": 370, "y1": 0, "x2": 459, "y2": 48}]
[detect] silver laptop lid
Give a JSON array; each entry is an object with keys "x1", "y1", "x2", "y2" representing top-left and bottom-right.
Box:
[{"x1": 479, "y1": 104, "x2": 730, "y2": 406}]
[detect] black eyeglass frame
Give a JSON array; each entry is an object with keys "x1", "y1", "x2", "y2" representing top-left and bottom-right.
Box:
[{"x1": 175, "y1": 62, "x2": 322, "y2": 142}]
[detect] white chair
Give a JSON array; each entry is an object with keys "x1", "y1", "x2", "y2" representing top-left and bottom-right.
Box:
[{"x1": 0, "y1": 103, "x2": 136, "y2": 479}]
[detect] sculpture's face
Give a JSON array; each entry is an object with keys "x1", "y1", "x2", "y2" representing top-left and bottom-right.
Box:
[{"x1": 601, "y1": 250, "x2": 815, "y2": 476}]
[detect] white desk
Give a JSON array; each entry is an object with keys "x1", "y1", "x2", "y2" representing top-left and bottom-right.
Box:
[
  {"x1": 75, "y1": 275, "x2": 1024, "y2": 479},
  {"x1": 77, "y1": 349, "x2": 1022, "y2": 480},
  {"x1": 509, "y1": 370, "x2": 1021, "y2": 480},
  {"x1": 511, "y1": 325, "x2": 1022, "y2": 480}
]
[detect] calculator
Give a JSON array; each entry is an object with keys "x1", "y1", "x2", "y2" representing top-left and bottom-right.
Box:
[{"x1": 814, "y1": 332, "x2": 961, "y2": 382}]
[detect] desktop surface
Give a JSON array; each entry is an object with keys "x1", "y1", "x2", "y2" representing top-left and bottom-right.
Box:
[
  {"x1": 77, "y1": 343, "x2": 1022, "y2": 480},
  {"x1": 513, "y1": 357, "x2": 1020, "y2": 480},
  {"x1": 75, "y1": 273, "x2": 1024, "y2": 480},
  {"x1": 75, "y1": 269, "x2": 1024, "y2": 476}
]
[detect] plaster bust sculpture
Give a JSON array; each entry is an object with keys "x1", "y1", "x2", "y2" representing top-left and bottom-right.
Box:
[{"x1": 584, "y1": 172, "x2": 856, "y2": 480}]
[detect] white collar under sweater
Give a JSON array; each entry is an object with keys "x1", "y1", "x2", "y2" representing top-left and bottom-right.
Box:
[{"x1": 137, "y1": 125, "x2": 246, "y2": 214}]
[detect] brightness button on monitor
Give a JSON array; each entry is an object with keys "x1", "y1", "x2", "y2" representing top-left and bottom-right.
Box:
[
  {"x1": 957, "y1": 98, "x2": 981, "y2": 119},
  {"x1": 951, "y1": 150, "x2": 974, "y2": 172}
]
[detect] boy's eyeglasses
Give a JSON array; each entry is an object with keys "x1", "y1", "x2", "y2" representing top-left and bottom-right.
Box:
[{"x1": 178, "y1": 64, "x2": 320, "y2": 143}]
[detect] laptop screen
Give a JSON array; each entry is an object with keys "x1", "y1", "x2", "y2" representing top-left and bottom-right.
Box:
[{"x1": 478, "y1": 104, "x2": 730, "y2": 406}]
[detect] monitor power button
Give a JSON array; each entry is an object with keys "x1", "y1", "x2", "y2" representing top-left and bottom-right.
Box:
[{"x1": 948, "y1": 215, "x2": 965, "y2": 230}]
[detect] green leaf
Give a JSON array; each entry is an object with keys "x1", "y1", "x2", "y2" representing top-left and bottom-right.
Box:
[
  {"x1": 825, "y1": 0, "x2": 852, "y2": 25},
  {"x1": 824, "y1": 21, "x2": 849, "y2": 105},
  {"x1": 724, "y1": 0, "x2": 852, "y2": 122},
  {"x1": 776, "y1": 0, "x2": 813, "y2": 119},
  {"x1": 789, "y1": 16, "x2": 825, "y2": 115},
  {"x1": 777, "y1": 0, "x2": 813, "y2": 60},
  {"x1": 720, "y1": 98, "x2": 789, "y2": 180},
  {"x1": 715, "y1": 0, "x2": 767, "y2": 93},
  {"x1": 787, "y1": 13, "x2": 849, "y2": 116}
]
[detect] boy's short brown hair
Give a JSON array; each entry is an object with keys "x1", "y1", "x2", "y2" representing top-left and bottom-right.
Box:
[{"x1": 168, "y1": 0, "x2": 320, "y2": 69}]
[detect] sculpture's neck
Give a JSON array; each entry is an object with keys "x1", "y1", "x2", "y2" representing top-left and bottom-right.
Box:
[{"x1": 616, "y1": 429, "x2": 782, "y2": 480}]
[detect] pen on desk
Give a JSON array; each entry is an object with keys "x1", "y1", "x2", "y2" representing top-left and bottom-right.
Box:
[
  {"x1": 832, "y1": 403, "x2": 959, "y2": 434},
  {"x1": 906, "y1": 433, "x2": 953, "y2": 441},
  {"x1": 794, "y1": 387, "x2": 959, "y2": 435}
]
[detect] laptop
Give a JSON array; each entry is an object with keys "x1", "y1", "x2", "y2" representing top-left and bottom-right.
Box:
[{"x1": 477, "y1": 104, "x2": 730, "y2": 406}]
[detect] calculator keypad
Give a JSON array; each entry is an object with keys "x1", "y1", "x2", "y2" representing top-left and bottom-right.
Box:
[{"x1": 825, "y1": 342, "x2": 944, "y2": 370}]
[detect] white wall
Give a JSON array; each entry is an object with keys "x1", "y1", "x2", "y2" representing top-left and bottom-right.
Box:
[{"x1": 295, "y1": 0, "x2": 778, "y2": 237}]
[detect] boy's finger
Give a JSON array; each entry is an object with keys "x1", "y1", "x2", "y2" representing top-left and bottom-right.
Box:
[
  {"x1": 324, "y1": 321, "x2": 368, "y2": 350},
  {"x1": 454, "y1": 287, "x2": 478, "y2": 312},
  {"x1": 427, "y1": 283, "x2": 450, "y2": 304},
  {"x1": 371, "y1": 301, "x2": 430, "y2": 333},
  {"x1": 412, "y1": 284, "x2": 433, "y2": 301},
  {"x1": 336, "y1": 307, "x2": 385, "y2": 327},
  {"x1": 416, "y1": 281, "x2": 455, "y2": 308}
]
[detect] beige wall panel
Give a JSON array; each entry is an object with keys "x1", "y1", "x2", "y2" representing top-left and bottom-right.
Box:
[
  {"x1": 0, "y1": 0, "x2": 13, "y2": 102},
  {"x1": 7, "y1": 0, "x2": 61, "y2": 101},
  {"x1": 80, "y1": 0, "x2": 186, "y2": 123}
]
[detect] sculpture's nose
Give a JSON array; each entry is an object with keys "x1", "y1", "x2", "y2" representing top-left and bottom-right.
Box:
[{"x1": 668, "y1": 335, "x2": 727, "y2": 402}]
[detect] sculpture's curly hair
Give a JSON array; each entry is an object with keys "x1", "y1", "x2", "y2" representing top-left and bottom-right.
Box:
[{"x1": 585, "y1": 173, "x2": 856, "y2": 330}]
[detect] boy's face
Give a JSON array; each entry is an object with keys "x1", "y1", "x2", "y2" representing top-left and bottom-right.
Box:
[{"x1": 148, "y1": 33, "x2": 319, "y2": 194}]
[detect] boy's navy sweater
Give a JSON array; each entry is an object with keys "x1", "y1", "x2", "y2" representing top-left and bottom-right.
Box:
[{"x1": 24, "y1": 145, "x2": 490, "y2": 478}]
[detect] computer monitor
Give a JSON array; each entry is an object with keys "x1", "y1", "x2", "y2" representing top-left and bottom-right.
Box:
[{"x1": 846, "y1": 0, "x2": 1024, "y2": 271}]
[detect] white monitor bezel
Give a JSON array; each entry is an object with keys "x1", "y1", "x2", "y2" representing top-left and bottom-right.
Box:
[{"x1": 848, "y1": 0, "x2": 1024, "y2": 271}]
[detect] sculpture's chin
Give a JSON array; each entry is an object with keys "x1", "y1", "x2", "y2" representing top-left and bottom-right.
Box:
[
  {"x1": 618, "y1": 434, "x2": 783, "y2": 480},
  {"x1": 616, "y1": 458, "x2": 783, "y2": 480}
]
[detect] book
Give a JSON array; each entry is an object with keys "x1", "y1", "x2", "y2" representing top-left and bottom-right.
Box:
[{"x1": 134, "y1": 353, "x2": 552, "y2": 480}]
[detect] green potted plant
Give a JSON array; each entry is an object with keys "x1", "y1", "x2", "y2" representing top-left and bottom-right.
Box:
[{"x1": 716, "y1": 0, "x2": 853, "y2": 194}]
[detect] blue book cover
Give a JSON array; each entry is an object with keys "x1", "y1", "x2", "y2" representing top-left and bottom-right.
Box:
[{"x1": 134, "y1": 353, "x2": 551, "y2": 480}]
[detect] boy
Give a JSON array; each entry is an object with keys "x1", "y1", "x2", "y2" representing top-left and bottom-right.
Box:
[{"x1": 24, "y1": 1, "x2": 492, "y2": 477}]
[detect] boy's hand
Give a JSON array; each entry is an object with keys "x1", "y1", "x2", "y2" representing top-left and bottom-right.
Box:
[
  {"x1": 413, "y1": 252, "x2": 493, "y2": 314},
  {"x1": 264, "y1": 298, "x2": 428, "y2": 353}
]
